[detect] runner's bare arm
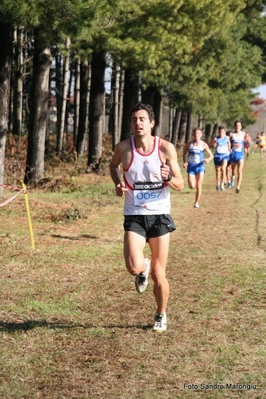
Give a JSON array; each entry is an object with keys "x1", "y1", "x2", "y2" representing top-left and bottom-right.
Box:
[
  {"x1": 203, "y1": 143, "x2": 214, "y2": 164},
  {"x1": 109, "y1": 144, "x2": 128, "y2": 197},
  {"x1": 227, "y1": 136, "x2": 231, "y2": 151},
  {"x1": 182, "y1": 142, "x2": 189, "y2": 168},
  {"x1": 160, "y1": 140, "x2": 184, "y2": 191},
  {"x1": 209, "y1": 137, "x2": 217, "y2": 148}
]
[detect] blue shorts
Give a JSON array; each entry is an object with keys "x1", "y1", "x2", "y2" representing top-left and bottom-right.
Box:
[
  {"x1": 187, "y1": 162, "x2": 205, "y2": 175},
  {"x1": 214, "y1": 154, "x2": 229, "y2": 166},
  {"x1": 230, "y1": 151, "x2": 244, "y2": 163}
]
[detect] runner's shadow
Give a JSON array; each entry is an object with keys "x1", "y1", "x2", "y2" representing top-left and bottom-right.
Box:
[
  {"x1": 51, "y1": 234, "x2": 98, "y2": 240},
  {"x1": 0, "y1": 320, "x2": 82, "y2": 332},
  {"x1": 103, "y1": 324, "x2": 153, "y2": 330},
  {"x1": 0, "y1": 320, "x2": 153, "y2": 332}
]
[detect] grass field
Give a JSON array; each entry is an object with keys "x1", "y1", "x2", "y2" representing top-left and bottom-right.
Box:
[{"x1": 0, "y1": 149, "x2": 266, "y2": 398}]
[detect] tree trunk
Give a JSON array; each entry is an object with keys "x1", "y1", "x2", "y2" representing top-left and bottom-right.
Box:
[
  {"x1": 13, "y1": 27, "x2": 23, "y2": 145},
  {"x1": 211, "y1": 123, "x2": 218, "y2": 142},
  {"x1": 45, "y1": 92, "x2": 51, "y2": 156},
  {"x1": 45, "y1": 67, "x2": 53, "y2": 156},
  {"x1": 24, "y1": 27, "x2": 52, "y2": 186},
  {"x1": 168, "y1": 105, "x2": 174, "y2": 142},
  {"x1": 108, "y1": 64, "x2": 115, "y2": 138},
  {"x1": 142, "y1": 86, "x2": 155, "y2": 106},
  {"x1": 88, "y1": 50, "x2": 106, "y2": 168},
  {"x1": 142, "y1": 86, "x2": 162, "y2": 136},
  {"x1": 153, "y1": 89, "x2": 162, "y2": 137},
  {"x1": 56, "y1": 37, "x2": 70, "y2": 156},
  {"x1": 73, "y1": 58, "x2": 80, "y2": 146},
  {"x1": 111, "y1": 63, "x2": 120, "y2": 149},
  {"x1": 204, "y1": 124, "x2": 212, "y2": 143},
  {"x1": 120, "y1": 69, "x2": 139, "y2": 141},
  {"x1": 22, "y1": 30, "x2": 30, "y2": 132},
  {"x1": 178, "y1": 110, "x2": 188, "y2": 144},
  {"x1": 186, "y1": 113, "x2": 193, "y2": 142},
  {"x1": 198, "y1": 115, "x2": 202, "y2": 129},
  {"x1": 118, "y1": 68, "x2": 124, "y2": 142},
  {"x1": 8, "y1": 37, "x2": 15, "y2": 133},
  {"x1": 55, "y1": 53, "x2": 62, "y2": 142},
  {"x1": 76, "y1": 58, "x2": 89, "y2": 156},
  {"x1": 0, "y1": 23, "x2": 13, "y2": 198},
  {"x1": 171, "y1": 108, "x2": 182, "y2": 147},
  {"x1": 66, "y1": 59, "x2": 74, "y2": 134}
]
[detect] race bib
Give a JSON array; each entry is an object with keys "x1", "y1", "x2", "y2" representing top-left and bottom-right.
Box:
[
  {"x1": 217, "y1": 145, "x2": 228, "y2": 154},
  {"x1": 188, "y1": 153, "x2": 200, "y2": 164},
  {"x1": 233, "y1": 145, "x2": 242, "y2": 152},
  {"x1": 133, "y1": 181, "x2": 163, "y2": 207}
]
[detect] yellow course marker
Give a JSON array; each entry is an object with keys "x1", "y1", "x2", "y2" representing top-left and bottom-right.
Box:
[{"x1": 21, "y1": 181, "x2": 35, "y2": 249}]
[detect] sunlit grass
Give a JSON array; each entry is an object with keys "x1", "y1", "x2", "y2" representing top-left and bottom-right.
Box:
[{"x1": 0, "y1": 153, "x2": 266, "y2": 398}]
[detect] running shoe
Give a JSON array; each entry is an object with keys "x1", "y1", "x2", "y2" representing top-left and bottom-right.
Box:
[
  {"x1": 216, "y1": 185, "x2": 220, "y2": 191},
  {"x1": 236, "y1": 188, "x2": 240, "y2": 194},
  {"x1": 231, "y1": 180, "x2": 235, "y2": 187},
  {"x1": 194, "y1": 203, "x2": 200, "y2": 208},
  {"x1": 153, "y1": 313, "x2": 167, "y2": 332},
  {"x1": 228, "y1": 182, "x2": 232, "y2": 188},
  {"x1": 135, "y1": 258, "x2": 150, "y2": 293}
]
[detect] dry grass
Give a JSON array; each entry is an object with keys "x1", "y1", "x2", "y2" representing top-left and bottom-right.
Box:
[{"x1": 0, "y1": 147, "x2": 266, "y2": 398}]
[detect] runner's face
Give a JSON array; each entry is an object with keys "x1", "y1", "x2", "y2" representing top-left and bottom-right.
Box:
[
  {"x1": 131, "y1": 110, "x2": 154, "y2": 137},
  {"x1": 193, "y1": 130, "x2": 202, "y2": 141},
  {"x1": 235, "y1": 122, "x2": 242, "y2": 132}
]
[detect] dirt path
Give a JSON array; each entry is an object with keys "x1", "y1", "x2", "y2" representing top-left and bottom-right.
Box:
[{"x1": 1, "y1": 152, "x2": 265, "y2": 398}]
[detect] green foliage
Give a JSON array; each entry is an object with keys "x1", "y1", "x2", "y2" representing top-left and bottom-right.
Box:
[
  {"x1": 219, "y1": 90, "x2": 258, "y2": 127},
  {"x1": 0, "y1": 0, "x2": 84, "y2": 35},
  {"x1": 166, "y1": 0, "x2": 265, "y2": 124},
  {"x1": 108, "y1": 0, "x2": 242, "y2": 84},
  {"x1": 1, "y1": 0, "x2": 266, "y2": 130},
  {"x1": 0, "y1": 0, "x2": 37, "y2": 24}
]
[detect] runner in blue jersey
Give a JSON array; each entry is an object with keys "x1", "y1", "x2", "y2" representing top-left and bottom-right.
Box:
[
  {"x1": 209, "y1": 126, "x2": 231, "y2": 191},
  {"x1": 229, "y1": 121, "x2": 245, "y2": 193},
  {"x1": 183, "y1": 127, "x2": 213, "y2": 208},
  {"x1": 226, "y1": 130, "x2": 233, "y2": 187}
]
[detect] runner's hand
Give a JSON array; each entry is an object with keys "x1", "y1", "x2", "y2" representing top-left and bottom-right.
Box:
[
  {"x1": 116, "y1": 182, "x2": 128, "y2": 197},
  {"x1": 160, "y1": 163, "x2": 171, "y2": 180}
]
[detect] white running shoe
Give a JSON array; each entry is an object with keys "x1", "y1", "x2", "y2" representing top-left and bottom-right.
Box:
[
  {"x1": 135, "y1": 258, "x2": 150, "y2": 293},
  {"x1": 153, "y1": 313, "x2": 167, "y2": 332},
  {"x1": 194, "y1": 202, "x2": 200, "y2": 208}
]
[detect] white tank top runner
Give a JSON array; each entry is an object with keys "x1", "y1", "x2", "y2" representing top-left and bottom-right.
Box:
[
  {"x1": 231, "y1": 133, "x2": 244, "y2": 153},
  {"x1": 123, "y1": 136, "x2": 171, "y2": 215}
]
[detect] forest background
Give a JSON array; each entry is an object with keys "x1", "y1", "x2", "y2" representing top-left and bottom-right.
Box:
[
  {"x1": 1, "y1": 2, "x2": 266, "y2": 397},
  {"x1": 1, "y1": 0, "x2": 266, "y2": 192}
]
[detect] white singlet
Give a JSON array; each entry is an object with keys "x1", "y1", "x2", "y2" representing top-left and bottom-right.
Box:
[{"x1": 123, "y1": 136, "x2": 170, "y2": 215}]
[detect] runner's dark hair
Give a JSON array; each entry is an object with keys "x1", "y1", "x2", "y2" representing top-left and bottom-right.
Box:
[{"x1": 130, "y1": 102, "x2": 155, "y2": 122}]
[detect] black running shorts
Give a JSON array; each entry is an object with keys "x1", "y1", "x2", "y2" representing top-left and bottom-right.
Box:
[{"x1": 123, "y1": 214, "x2": 176, "y2": 240}]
